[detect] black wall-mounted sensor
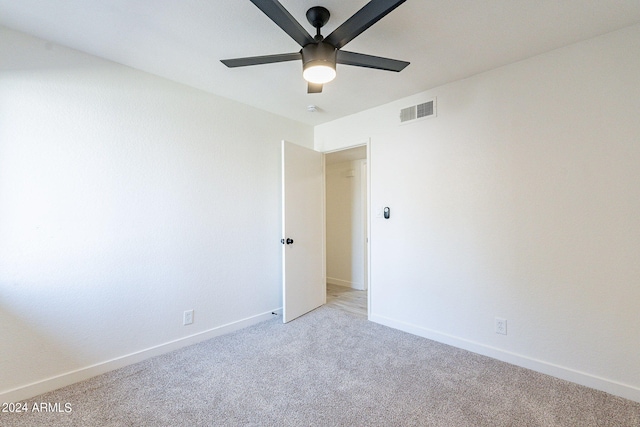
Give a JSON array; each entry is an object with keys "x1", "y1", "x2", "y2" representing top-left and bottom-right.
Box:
[{"x1": 384, "y1": 207, "x2": 390, "y2": 219}]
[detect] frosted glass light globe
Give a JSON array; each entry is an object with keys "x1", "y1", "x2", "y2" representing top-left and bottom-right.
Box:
[{"x1": 303, "y1": 64, "x2": 336, "y2": 84}]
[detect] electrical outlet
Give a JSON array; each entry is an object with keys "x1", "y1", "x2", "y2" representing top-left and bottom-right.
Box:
[
  {"x1": 183, "y1": 309, "x2": 194, "y2": 326},
  {"x1": 495, "y1": 317, "x2": 507, "y2": 335}
]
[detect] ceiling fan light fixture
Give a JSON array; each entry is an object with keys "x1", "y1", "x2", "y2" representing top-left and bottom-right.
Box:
[
  {"x1": 220, "y1": 1, "x2": 410, "y2": 92},
  {"x1": 302, "y1": 42, "x2": 337, "y2": 84},
  {"x1": 303, "y1": 63, "x2": 336, "y2": 84}
]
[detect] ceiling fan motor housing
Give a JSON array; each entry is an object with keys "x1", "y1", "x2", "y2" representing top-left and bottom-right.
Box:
[{"x1": 302, "y1": 42, "x2": 336, "y2": 69}]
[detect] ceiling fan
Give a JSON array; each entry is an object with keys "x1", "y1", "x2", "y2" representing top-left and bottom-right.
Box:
[{"x1": 221, "y1": 0, "x2": 410, "y2": 93}]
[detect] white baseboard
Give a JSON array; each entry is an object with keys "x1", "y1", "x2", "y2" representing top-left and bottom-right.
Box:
[
  {"x1": 1, "y1": 308, "x2": 282, "y2": 402},
  {"x1": 327, "y1": 277, "x2": 364, "y2": 290},
  {"x1": 370, "y1": 313, "x2": 640, "y2": 403}
]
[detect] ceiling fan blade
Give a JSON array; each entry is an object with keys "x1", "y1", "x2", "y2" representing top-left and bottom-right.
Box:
[
  {"x1": 250, "y1": 0, "x2": 315, "y2": 47},
  {"x1": 337, "y1": 50, "x2": 409, "y2": 72},
  {"x1": 324, "y1": 0, "x2": 406, "y2": 49},
  {"x1": 221, "y1": 52, "x2": 301, "y2": 68},
  {"x1": 307, "y1": 82, "x2": 323, "y2": 93}
]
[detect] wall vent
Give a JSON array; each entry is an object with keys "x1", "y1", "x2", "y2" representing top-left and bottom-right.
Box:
[{"x1": 399, "y1": 98, "x2": 436, "y2": 124}]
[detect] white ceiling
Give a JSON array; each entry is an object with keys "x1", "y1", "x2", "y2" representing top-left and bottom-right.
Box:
[{"x1": 1, "y1": 1, "x2": 640, "y2": 126}]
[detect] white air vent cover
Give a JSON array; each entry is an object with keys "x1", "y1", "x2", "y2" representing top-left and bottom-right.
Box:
[{"x1": 399, "y1": 98, "x2": 436, "y2": 124}]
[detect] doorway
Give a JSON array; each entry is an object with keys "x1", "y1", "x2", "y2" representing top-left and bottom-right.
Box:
[{"x1": 324, "y1": 145, "x2": 368, "y2": 317}]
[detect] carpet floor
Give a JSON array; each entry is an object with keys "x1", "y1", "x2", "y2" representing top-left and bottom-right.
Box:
[{"x1": 2, "y1": 305, "x2": 639, "y2": 426}]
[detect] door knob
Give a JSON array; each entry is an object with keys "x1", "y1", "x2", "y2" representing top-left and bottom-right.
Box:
[{"x1": 281, "y1": 238, "x2": 294, "y2": 245}]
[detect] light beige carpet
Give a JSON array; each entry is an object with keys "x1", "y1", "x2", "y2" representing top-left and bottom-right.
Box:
[{"x1": 2, "y1": 305, "x2": 639, "y2": 426}]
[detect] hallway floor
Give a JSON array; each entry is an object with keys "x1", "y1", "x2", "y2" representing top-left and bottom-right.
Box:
[{"x1": 326, "y1": 283, "x2": 367, "y2": 317}]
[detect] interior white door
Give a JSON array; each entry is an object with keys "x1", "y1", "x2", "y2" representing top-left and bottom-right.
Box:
[{"x1": 282, "y1": 140, "x2": 325, "y2": 323}]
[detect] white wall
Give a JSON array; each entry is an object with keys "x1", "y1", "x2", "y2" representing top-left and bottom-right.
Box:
[
  {"x1": 326, "y1": 160, "x2": 366, "y2": 290},
  {"x1": 0, "y1": 26, "x2": 313, "y2": 400},
  {"x1": 315, "y1": 24, "x2": 640, "y2": 402}
]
